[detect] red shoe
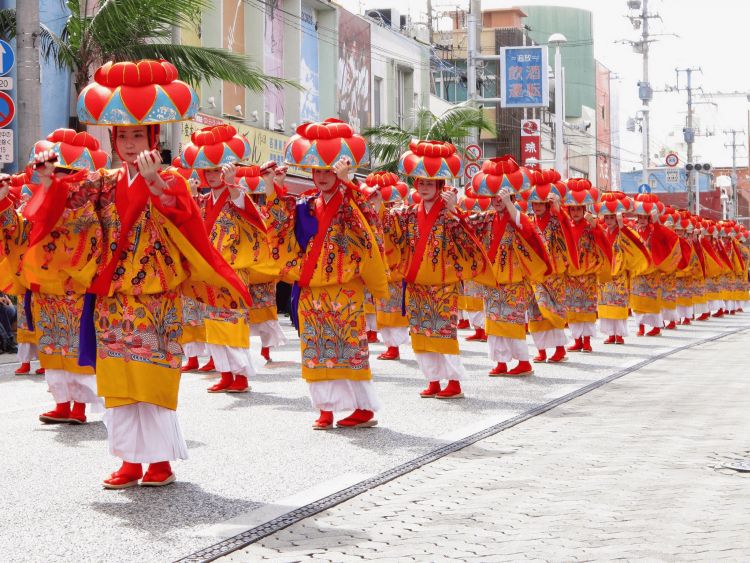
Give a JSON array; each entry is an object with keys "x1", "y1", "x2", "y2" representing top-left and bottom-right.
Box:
[
  {"x1": 567, "y1": 337, "x2": 583, "y2": 352},
  {"x1": 337, "y1": 409, "x2": 377, "y2": 428},
  {"x1": 436, "y1": 380, "x2": 464, "y2": 399},
  {"x1": 729, "y1": 309, "x2": 736, "y2": 315},
  {"x1": 681, "y1": 318, "x2": 691, "y2": 325},
  {"x1": 35, "y1": 367, "x2": 45, "y2": 375},
  {"x1": 457, "y1": 319, "x2": 470, "y2": 330},
  {"x1": 614, "y1": 336, "x2": 625, "y2": 345},
  {"x1": 226, "y1": 375, "x2": 249, "y2": 393},
  {"x1": 504, "y1": 361, "x2": 533, "y2": 377},
  {"x1": 366, "y1": 330, "x2": 379, "y2": 343},
  {"x1": 548, "y1": 346, "x2": 567, "y2": 363},
  {"x1": 603, "y1": 335, "x2": 616, "y2": 344},
  {"x1": 488, "y1": 362, "x2": 508, "y2": 376},
  {"x1": 712, "y1": 309, "x2": 724, "y2": 318},
  {"x1": 39, "y1": 402, "x2": 72, "y2": 424},
  {"x1": 312, "y1": 410, "x2": 334, "y2": 430},
  {"x1": 665, "y1": 321, "x2": 677, "y2": 330},
  {"x1": 207, "y1": 372, "x2": 234, "y2": 393},
  {"x1": 69, "y1": 402, "x2": 87, "y2": 424},
  {"x1": 581, "y1": 336, "x2": 592, "y2": 353},
  {"x1": 420, "y1": 381, "x2": 442, "y2": 398},
  {"x1": 737, "y1": 308, "x2": 744, "y2": 313},
  {"x1": 533, "y1": 349, "x2": 547, "y2": 363},
  {"x1": 260, "y1": 347, "x2": 271, "y2": 362},
  {"x1": 198, "y1": 357, "x2": 216, "y2": 372},
  {"x1": 14, "y1": 362, "x2": 30, "y2": 375},
  {"x1": 181, "y1": 356, "x2": 199, "y2": 372},
  {"x1": 636, "y1": 324, "x2": 645, "y2": 336},
  {"x1": 646, "y1": 327, "x2": 661, "y2": 337},
  {"x1": 377, "y1": 346, "x2": 400, "y2": 360},
  {"x1": 103, "y1": 462, "x2": 143, "y2": 489},
  {"x1": 141, "y1": 461, "x2": 175, "y2": 487},
  {"x1": 697, "y1": 312, "x2": 710, "y2": 321},
  {"x1": 465, "y1": 328, "x2": 487, "y2": 342}
]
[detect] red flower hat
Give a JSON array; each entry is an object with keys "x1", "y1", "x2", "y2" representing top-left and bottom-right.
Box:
[
  {"x1": 285, "y1": 118, "x2": 369, "y2": 170},
  {"x1": 236, "y1": 165, "x2": 265, "y2": 194},
  {"x1": 563, "y1": 178, "x2": 598, "y2": 206},
  {"x1": 181, "y1": 124, "x2": 250, "y2": 169},
  {"x1": 364, "y1": 171, "x2": 408, "y2": 202},
  {"x1": 470, "y1": 154, "x2": 533, "y2": 197},
  {"x1": 29, "y1": 128, "x2": 110, "y2": 171},
  {"x1": 398, "y1": 140, "x2": 462, "y2": 179}
]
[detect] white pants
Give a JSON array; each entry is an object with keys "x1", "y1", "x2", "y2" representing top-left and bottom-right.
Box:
[
  {"x1": 599, "y1": 318, "x2": 628, "y2": 337},
  {"x1": 694, "y1": 302, "x2": 709, "y2": 315},
  {"x1": 569, "y1": 322, "x2": 596, "y2": 339},
  {"x1": 17, "y1": 342, "x2": 37, "y2": 363},
  {"x1": 634, "y1": 312, "x2": 662, "y2": 329},
  {"x1": 725, "y1": 299, "x2": 737, "y2": 311},
  {"x1": 661, "y1": 308, "x2": 679, "y2": 322},
  {"x1": 709, "y1": 299, "x2": 725, "y2": 312},
  {"x1": 380, "y1": 326, "x2": 410, "y2": 347},
  {"x1": 488, "y1": 335, "x2": 529, "y2": 363},
  {"x1": 45, "y1": 369, "x2": 104, "y2": 412},
  {"x1": 251, "y1": 319, "x2": 288, "y2": 348},
  {"x1": 677, "y1": 305, "x2": 693, "y2": 319},
  {"x1": 467, "y1": 310, "x2": 485, "y2": 328},
  {"x1": 103, "y1": 403, "x2": 188, "y2": 463},
  {"x1": 182, "y1": 341, "x2": 207, "y2": 358},
  {"x1": 206, "y1": 343, "x2": 257, "y2": 377},
  {"x1": 531, "y1": 328, "x2": 567, "y2": 350},
  {"x1": 365, "y1": 314, "x2": 378, "y2": 332},
  {"x1": 308, "y1": 380, "x2": 381, "y2": 412},
  {"x1": 415, "y1": 352, "x2": 466, "y2": 382}
]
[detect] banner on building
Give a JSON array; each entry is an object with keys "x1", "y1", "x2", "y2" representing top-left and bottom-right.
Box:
[
  {"x1": 264, "y1": 0, "x2": 284, "y2": 123},
  {"x1": 300, "y1": 4, "x2": 320, "y2": 123},
  {"x1": 182, "y1": 113, "x2": 309, "y2": 177},
  {"x1": 520, "y1": 118, "x2": 541, "y2": 169},
  {"x1": 595, "y1": 61, "x2": 611, "y2": 189},
  {"x1": 500, "y1": 46, "x2": 549, "y2": 108},
  {"x1": 338, "y1": 9, "x2": 371, "y2": 132}
]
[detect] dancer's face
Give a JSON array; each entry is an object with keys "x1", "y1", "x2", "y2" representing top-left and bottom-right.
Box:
[
  {"x1": 204, "y1": 168, "x2": 223, "y2": 188},
  {"x1": 312, "y1": 168, "x2": 338, "y2": 194},
  {"x1": 115, "y1": 126, "x2": 149, "y2": 164},
  {"x1": 603, "y1": 214, "x2": 617, "y2": 229},
  {"x1": 531, "y1": 201, "x2": 548, "y2": 216},
  {"x1": 416, "y1": 179, "x2": 440, "y2": 203},
  {"x1": 568, "y1": 205, "x2": 585, "y2": 221}
]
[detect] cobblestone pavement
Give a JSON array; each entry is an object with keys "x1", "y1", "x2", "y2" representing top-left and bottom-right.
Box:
[
  {"x1": 224, "y1": 328, "x2": 750, "y2": 563},
  {"x1": 0, "y1": 315, "x2": 747, "y2": 562}
]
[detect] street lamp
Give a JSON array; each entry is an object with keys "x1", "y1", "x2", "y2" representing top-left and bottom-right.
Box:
[{"x1": 549, "y1": 33, "x2": 567, "y2": 176}]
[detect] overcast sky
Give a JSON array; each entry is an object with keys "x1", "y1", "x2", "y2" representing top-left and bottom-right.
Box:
[{"x1": 345, "y1": 0, "x2": 750, "y2": 171}]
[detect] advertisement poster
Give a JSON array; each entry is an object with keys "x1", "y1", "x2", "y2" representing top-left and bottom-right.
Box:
[
  {"x1": 520, "y1": 118, "x2": 541, "y2": 169},
  {"x1": 300, "y1": 4, "x2": 320, "y2": 123},
  {"x1": 337, "y1": 9, "x2": 371, "y2": 132},
  {"x1": 500, "y1": 46, "x2": 549, "y2": 108},
  {"x1": 264, "y1": 0, "x2": 284, "y2": 122}
]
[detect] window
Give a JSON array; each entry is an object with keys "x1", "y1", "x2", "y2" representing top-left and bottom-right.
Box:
[{"x1": 374, "y1": 77, "x2": 382, "y2": 126}]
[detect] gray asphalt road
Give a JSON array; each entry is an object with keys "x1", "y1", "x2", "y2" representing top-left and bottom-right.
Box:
[{"x1": 1, "y1": 314, "x2": 746, "y2": 562}]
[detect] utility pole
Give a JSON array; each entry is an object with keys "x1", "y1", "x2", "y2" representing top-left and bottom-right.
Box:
[
  {"x1": 466, "y1": 0, "x2": 481, "y2": 146},
  {"x1": 640, "y1": 0, "x2": 651, "y2": 186},
  {"x1": 16, "y1": 0, "x2": 41, "y2": 170},
  {"x1": 426, "y1": 0, "x2": 434, "y2": 45},
  {"x1": 674, "y1": 67, "x2": 701, "y2": 215},
  {"x1": 724, "y1": 128, "x2": 746, "y2": 220}
]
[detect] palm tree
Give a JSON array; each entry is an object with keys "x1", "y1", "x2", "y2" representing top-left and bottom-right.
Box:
[
  {"x1": 363, "y1": 104, "x2": 496, "y2": 172},
  {"x1": 0, "y1": 0, "x2": 296, "y2": 95}
]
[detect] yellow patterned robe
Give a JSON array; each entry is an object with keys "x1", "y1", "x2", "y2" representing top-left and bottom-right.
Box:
[
  {"x1": 566, "y1": 220, "x2": 608, "y2": 324},
  {"x1": 376, "y1": 206, "x2": 408, "y2": 328},
  {"x1": 0, "y1": 200, "x2": 35, "y2": 347},
  {"x1": 597, "y1": 226, "x2": 650, "y2": 320},
  {"x1": 266, "y1": 184, "x2": 388, "y2": 382},
  {"x1": 630, "y1": 224, "x2": 682, "y2": 314}
]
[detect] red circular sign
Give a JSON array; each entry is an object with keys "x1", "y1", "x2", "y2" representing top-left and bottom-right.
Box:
[
  {"x1": 0, "y1": 91, "x2": 15, "y2": 128},
  {"x1": 465, "y1": 162, "x2": 481, "y2": 179},
  {"x1": 665, "y1": 152, "x2": 679, "y2": 167},
  {"x1": 521, "y1": 120, "x2": 539, "y2": 136}
]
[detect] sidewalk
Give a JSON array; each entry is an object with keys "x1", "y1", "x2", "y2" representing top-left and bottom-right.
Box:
[{"x1": 224, "y1": 328, "x2": 750, "y2": 562}]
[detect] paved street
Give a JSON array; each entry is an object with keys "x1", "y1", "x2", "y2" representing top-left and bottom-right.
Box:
[
  {"x1": 225, "y1": 326, "x2": 750, "y2": 562},
  {"x1": 0, "y1": 314, "x2": 747, "y2": 562}
]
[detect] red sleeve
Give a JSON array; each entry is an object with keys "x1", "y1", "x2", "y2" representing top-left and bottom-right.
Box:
[
  {"x1": 552, "y1": 207, "x2": 580, "y2": 270},
  {"x1": 592, "y1": 223, "x2": 613, "y2": 265},
  {"x1": 649, "y1": 223, "x2": 679, "y2": 267},
  {"x1": 519, "y1": 213, "x2": 553, "y2": 276}
]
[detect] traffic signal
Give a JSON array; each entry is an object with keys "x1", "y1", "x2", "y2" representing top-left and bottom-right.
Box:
[{"x1": 686, "y1": 163, "x2": 711, "y2": 172}]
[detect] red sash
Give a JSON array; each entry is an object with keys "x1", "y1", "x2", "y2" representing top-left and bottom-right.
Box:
[
  {"x1": 298, "y1": 189, "x2": 343, "y2": 287},
  {"x1": 405, "y1": 198, "x2": 445, "y2": 284}
]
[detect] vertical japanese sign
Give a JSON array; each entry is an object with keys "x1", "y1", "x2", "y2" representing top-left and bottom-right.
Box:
[
  {"x1": 500, "y1": 46, "x2": 548, "y2": 108},
  {"x1": 520, "y1": 119, "x2": 541, "y2": 169},
  {"x1": 300, "y1": 3, "x2": 320, "y2": 122},
  {"x1": 264, "y1": 0, "x2": 284, "y2": 122},
  {"x1": 338, "y1": 9, "x2": 371, "y2": 132}
]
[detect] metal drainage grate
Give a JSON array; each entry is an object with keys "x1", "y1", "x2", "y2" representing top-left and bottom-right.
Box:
[
  {"x1": 722, "y1": 459, "x2": 750, "y2": 473},
  {"x1": 176, "y1": 324, "x2": 750, "y2": 563}
]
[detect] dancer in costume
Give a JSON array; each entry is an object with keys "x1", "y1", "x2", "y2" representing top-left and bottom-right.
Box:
[
  {"x1": 524, "y1": 170, "x2": 577, "y2": 363},
  {"x1": 266, "y1": 119, "x2": 388, "y2": 429},
  {"x1": 33, "y1": 60, "x2": 251, "y2": 489},
  {"x1": 658, "y1": 209, "x2": 682, "y2": 330},
  {"x1": 630, "y1": 193, "x2": 681, "y2": 336},
  {"x1": 594, "y1": 192, "x2": 650, "y2": 344},
  {"x1": 389, "y1": 140, "x2": 488, "y2": 398},
  {"x1": 465, "y1": 156, "x2": 551, "y2": 377},
  {"x1": 19, "y1": 129, "x2": 110, "y2": 424},
  {"x1": 673, "y1": 211, "x2": 702, "y2": 325},
  {"x1": 1, "y1": 172, "x2": 44, "y2": 375},
  {"x1": 562, "y1": 179, "x2": 609, "y2": 353},
  {"x1": 363, "y1": 172, "x2": 410, "y2": 361}
]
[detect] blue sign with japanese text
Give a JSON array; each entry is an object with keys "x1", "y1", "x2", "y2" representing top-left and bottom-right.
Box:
[{"x1": 500, "y1": 46, "x2": 549, "y2": 108}]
